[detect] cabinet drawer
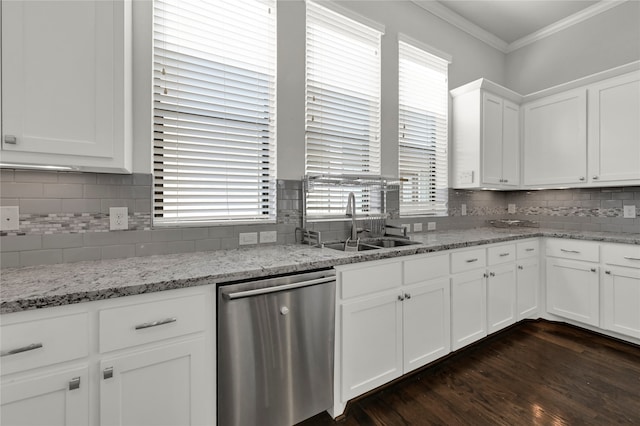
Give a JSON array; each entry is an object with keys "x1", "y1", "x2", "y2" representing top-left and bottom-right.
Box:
[
  {"x1": 403, "y1": 254, "x2": 449, "y2": 285},
  {"x1": 602, "y1": 244, "x2": 640, "y2": 269},
  {"x1": 546, "y1": 239, "x2": 599, "y2": 262},
  {"x1": 517, "y1": 240, "x2": 539, "y2": 259},
  {"x1": 99, "y1": 294, "x2": 205, "y2": 353},
  {"x1": 340, "y1": 261, "x2": 402, "y2": 300},
  {"x1": 451, "y1": 248, "x2": 487, "y2": 273},
  {"x1": 1, "y1": 313, "x2": 89, "y2": 375},
  {"x1": 487, "y1": 244, "x2": 516, "y2": 265}
]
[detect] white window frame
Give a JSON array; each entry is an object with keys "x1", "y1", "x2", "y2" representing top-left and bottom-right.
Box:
[
  {"x1": 398, "y1": 35, "x2": 450, "y2": 217},
  {"x1": 152, "y1": 0, "x2": 277, "y2": 226}
]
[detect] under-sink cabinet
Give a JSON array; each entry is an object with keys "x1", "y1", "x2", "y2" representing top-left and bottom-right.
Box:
[{"x1": 0, "y1": 286, "x2": 215, "y2": 426}]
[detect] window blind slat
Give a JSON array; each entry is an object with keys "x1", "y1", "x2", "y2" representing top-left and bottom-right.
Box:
[
  {"x1": 305, "y1": 1, "x2": 382, "y2": 217},
  {"x1": 398, "y1": 39, "x2": 449, "y2": 217},
  {"x1": 153, "y1": 0, "x2": 276, "y2": 225}
]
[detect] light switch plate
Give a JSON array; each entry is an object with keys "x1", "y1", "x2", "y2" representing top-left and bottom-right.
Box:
[
  {"x1": 413, "y1": 223, "x2": 423, "y2": 232},
  {"x1": 427, "y1": 222, "x2": 436, "y2": 231},
  {"x1": 260, "y1": 231, "x2": 277, "y2": 243},
  {"x1": 623, "y1": 205, "x2": 636, "y2": 219},
  {"x1": 458, "y1": 171, "x2": 474, "y2": 184},
  {"x1": 508, "y1": 204, "x2": 516, "y2": 214},
  {"x1": 461, "y1": 204, "x2": 467, "y2": 216},
  {"x1": 0, "y1": 206, "x2": 20, "y2": 231},
  {"x1": 109, "y1": 207, "x2": 128, "y2": 230},
  {"x1": 239, "y1": 232, "x2": 258, "y2": 245}
]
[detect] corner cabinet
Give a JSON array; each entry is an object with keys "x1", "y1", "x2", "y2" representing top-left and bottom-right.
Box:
[
  {"x1": 451, "y1": 79, "x2": 521, "y2": 189},
  {"x1": 1, "y1": 0, "x2": 132, "y2": 173},
  {"x1": 522, "y1": 88, "x2": 588, "y2": 186}
]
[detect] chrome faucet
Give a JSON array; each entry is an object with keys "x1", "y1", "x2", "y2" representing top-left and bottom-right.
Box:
[{"x1": 345, "y1": 192, "x2": 357, "y2": 241}]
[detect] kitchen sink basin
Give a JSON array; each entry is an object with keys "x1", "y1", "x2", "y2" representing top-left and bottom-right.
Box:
[{"x1": 323, "y1": 238, "x2": 421, "y2": 252}]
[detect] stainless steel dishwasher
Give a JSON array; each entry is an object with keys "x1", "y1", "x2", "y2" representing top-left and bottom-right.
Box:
[{"x1": 217, "y1": 268, "x2": 336, "y2": 426}]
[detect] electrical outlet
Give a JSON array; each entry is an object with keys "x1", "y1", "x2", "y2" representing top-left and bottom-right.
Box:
[
  {"x1": 461, "y1": 204, "x2": 467, "y2": 216},
  {"x1": 508, "y1": 204, "x2": 516, "y2": 214},
  {"x1": 402, "y1": 224, "x2": 411, "y2": 233},
  {"x1": 623, "y1": 205, "x2": 637, "y2": 219},
  {"x1": 109, "y1": 207, "x2": 128, "y2": 230},
  {"x1": 413, "y1": 223, "x2": 423, "y2": 232},
  {"x1": 427, "y1": 222, "x2": 436, "y2": 231},
  {"x1": 239, "y1": 232, "x2": 258, "y2": 245},
  {"x1": 260, "y1": 231, "x2": 277, "y2": 243},
  {"x1": 0, "y1": 206, "x2": 20, "y2": 231}
]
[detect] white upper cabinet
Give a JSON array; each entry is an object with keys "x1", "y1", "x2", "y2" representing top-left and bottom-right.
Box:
[
  {"x1": 587, "y1": 71, "x2": 640, "y2": 185},
  {"x1": 522, "y1": 88, "x2": 588, "y2": 186},
  {"x1": 1, "y1": 0, "x2": 132, "y2": 173},
  {"x1": 451, "y1": 79, "x2": 521, "y2": 189}
]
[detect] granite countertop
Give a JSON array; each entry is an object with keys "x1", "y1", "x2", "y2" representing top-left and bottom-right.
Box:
[{"x1": 1, "y1": 228, "x2": 638, "y2": 314}]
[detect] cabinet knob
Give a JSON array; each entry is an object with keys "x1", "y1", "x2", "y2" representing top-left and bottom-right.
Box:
[
  {"x1": 69, "y1": 377, "x2": 81, "y2": 391},
  {"x1": 579, "y1": 177, "x2": 585, "y2": 181},
  {"x1": 605, "y1": 270, "x2": 611, "y2": 275},
  {"x1": 499, "y1": 179, "x2": 504, "y2": 183},
  {"x1": 489, "y1": 272, "x2": 496, "y2": 277},
  {"x1": 398, "y1": 295, "x2": 405, "y2": 301},
  {"x1": 503, "y1": 179, "x2": 508, "y2": 183},
  {"x1": 590, "y1": 268, "x2": 597, "y2": 273},
  {"x1": 3, "y1": 135, "x2": 17, "y2": 144},
  {"x1": 592, "y1": 176, "x2": 599, "y2": 180},
  {"x1": 518, "y1": 265, "x2": 524, "y2": 270},
  {"x1": 483, "y1": 273, "x2": 488, "y2": 278},
  {"x1": 405, "y1": 293, "x2": 411, "y2": 300}
]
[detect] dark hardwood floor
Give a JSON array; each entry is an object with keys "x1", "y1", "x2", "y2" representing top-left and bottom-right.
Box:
[{"x1": 299, "y1": 320, "x2": 640, "y2": 426}]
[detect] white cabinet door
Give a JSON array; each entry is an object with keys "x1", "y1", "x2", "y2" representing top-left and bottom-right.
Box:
[
  {"x1": 523, "y1": 89, "x2": 587, "y2": 186},
  {"x1": 603, "y1": 266, "x2": 640, "y2": 339},
  {"x1": 402, "y1": 278, "x2": 451, "y2": 373},
  {"x1": 588, "y1": 71, "x2": 640, "y2": 184},
  {"x1": 341, "y1": 292, "x2": 403, "y2": 400},
  {"x1": 546, "y1": 258, "x2": 599, "y2": 327},
  {"x1": 451, "y1": 270, "x2": 487, "y2": 351},
  {"x1": 1, "y1": 0, "x2": 131, "y2": 172},
  {"x1": 481, "y1": 92, "x2": 504, "y2": 186},
  {"x1": 516, "y1": 258, "x2": 540, "y2": 320},
  {"x1": 501, "y1": 101, "x2": 520, "y2": 187},
  {"x1": 1, "y1": 366, "x2": 89, "y2": 426},
  {"x1": 100, "y1": 339, "x2": 206, "y2": 426},
  {"x1": 487, "y1": 264, "x2": 516, "y2": 334}
]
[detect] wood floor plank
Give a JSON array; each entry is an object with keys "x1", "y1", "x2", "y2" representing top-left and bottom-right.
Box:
[{"x1": 298, "y1": 320, "x2": 640, "y2": 426}]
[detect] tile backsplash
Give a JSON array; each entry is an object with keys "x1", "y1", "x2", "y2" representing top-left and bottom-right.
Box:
[{"x1": 1, "y1": 168, "x2": 638, "y2": 268}]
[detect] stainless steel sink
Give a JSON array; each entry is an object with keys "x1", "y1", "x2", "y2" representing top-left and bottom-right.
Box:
[{"x1": 323, "y1": 238, "x2": 421, "y2": 252}]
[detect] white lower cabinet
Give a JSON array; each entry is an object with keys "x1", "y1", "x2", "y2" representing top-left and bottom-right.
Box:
[
  {"x1": 0, "y1": 286, "x2": 214, "y2": 426},
  {"x1": 487, "y1": 264, "x2": 517, "y2": 334},
  {"x1": 546, "y1": 257, "x2": 600, "y2": 327},
  {"x1": 516, "y1": 258, "x2": 540, "y2": 320},
  {"x1": 1, "y1": 366, "x2": 89, "y2": 426},
  {"x1": 451, "y1": 270, "x2": 487, "y2": 350},
  {"x1": 100, "y1": 339, "x2": 206, "y2": 426},
  {"x1": 602, "y1": 266, "x2": 640, "y2": 339}
]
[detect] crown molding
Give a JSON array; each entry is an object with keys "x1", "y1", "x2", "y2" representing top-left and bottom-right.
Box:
[
  {"x1": 411, "y1": 0, "x2": 509, "y2": 53},
  {"x1": 506, "y1": 0, "x2": 628, "y2": 53},
  {"x1": 411, "y1": 0, "x2": 628, "y2": 55}
]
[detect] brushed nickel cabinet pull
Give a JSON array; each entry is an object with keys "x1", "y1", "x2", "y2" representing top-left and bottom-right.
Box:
[
  {"x1": 69, "y1": 377, "x2": 81, "y2": 391},
  {"x1": 518, "y1": 265, "x2": 524, "y2": 270},
  {"x1": 1, "y1": 342, "x2": 43, "y2": 357},
  {"x1": 134, "y1": 317, "x2": 177, "y2": 330},
  {"x1": 405, "y1": 293, "x2": 411, "y2": 300},
  {"x1": 499, "y1": 253, "x2": 510, "y2": 257},
  {"x1": 590, "y1": 268, "x2": 597, "y2": 273},
  {"x1": 397, "y1": 295, "x2": 405, "y2": 301},
  {"x1": 623, "y1": 256, "x2": 640, "y2": 261},
  {"x1": 483, "y1": 273, "x2": 488, "y2": 278},
  {"x1": 605, "y1": 270, "x2": 611, "y2": 275},
  {"x1": 560, "y1": 249, "x2": 580, "y2": 254},
  {"x1": 489, "y1": 272, "x2": 496, "y2": 277},
  {"x1": 103, "y1": 367, "x2": 114, "y2": 380},
  {"x1": 525, "y1": 248, "x2": 535, "y2": 252},
  {"x1": 466, "y1": 258, "x2": 478, "y2": 263}
]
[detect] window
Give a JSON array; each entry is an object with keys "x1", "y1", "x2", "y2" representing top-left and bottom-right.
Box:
[
  {"x1": 305, "y1": 1, "x2": 383, "y2": 217},
  {"x1": 153, "y1": 0, "x2": 276, "y2": 225},
  {"x1": 398, "y1": 36, "x2": 450, "y2": 216}
]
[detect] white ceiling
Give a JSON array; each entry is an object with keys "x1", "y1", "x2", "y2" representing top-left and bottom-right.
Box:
[{"x1": 412, "y1": 0, "x2": 628, "y2": 53}]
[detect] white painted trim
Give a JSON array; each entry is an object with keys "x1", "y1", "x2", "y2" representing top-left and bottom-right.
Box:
[
  {"x1": 305, "y1": 0, "x2": 386, "y2": 34},
  {"x1": 506, "y1": 0, "x2": 629, "y2": 53},
  {"x1": 411, "y1": 0, "x2": 509, "y2": 53},
  {"x1": 411, "y1": 0, "x2": 628, "y2": 55},
  {"x1": 398, "y1": 33, "x2": 452, "y2": 63}
]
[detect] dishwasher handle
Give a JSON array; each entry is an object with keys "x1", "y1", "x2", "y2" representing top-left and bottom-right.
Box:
[{"x1": 223, "y1": 276, "x2": 335, "y2": 300}]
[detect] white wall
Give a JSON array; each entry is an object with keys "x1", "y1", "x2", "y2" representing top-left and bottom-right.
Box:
[
  {"x1": 132, "y1": 0, "x2": 506, "y2": 176},
  {"x1": 505, "y1": 1, "x2": 640, "y2": 95}
]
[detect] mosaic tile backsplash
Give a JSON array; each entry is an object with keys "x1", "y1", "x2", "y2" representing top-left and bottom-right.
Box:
[{"x1": 0, "y1": 168, "x2": 638, "y2": 268}]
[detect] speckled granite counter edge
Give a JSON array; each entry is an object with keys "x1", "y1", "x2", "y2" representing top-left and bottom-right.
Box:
[{"x1": 2, "y1": 229, "x2": 638, "y2": 314}]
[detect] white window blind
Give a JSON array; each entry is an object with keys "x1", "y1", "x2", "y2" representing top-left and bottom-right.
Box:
[
  {"x1": 398, "y1": 38, "x2": 449, "y2": 216},
  {"x1": 153, "y1": 0, "x2": 276, "y2": 225},
  {"x1": 305, "y1": 1, "x2": 382, "y2": 217}
]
